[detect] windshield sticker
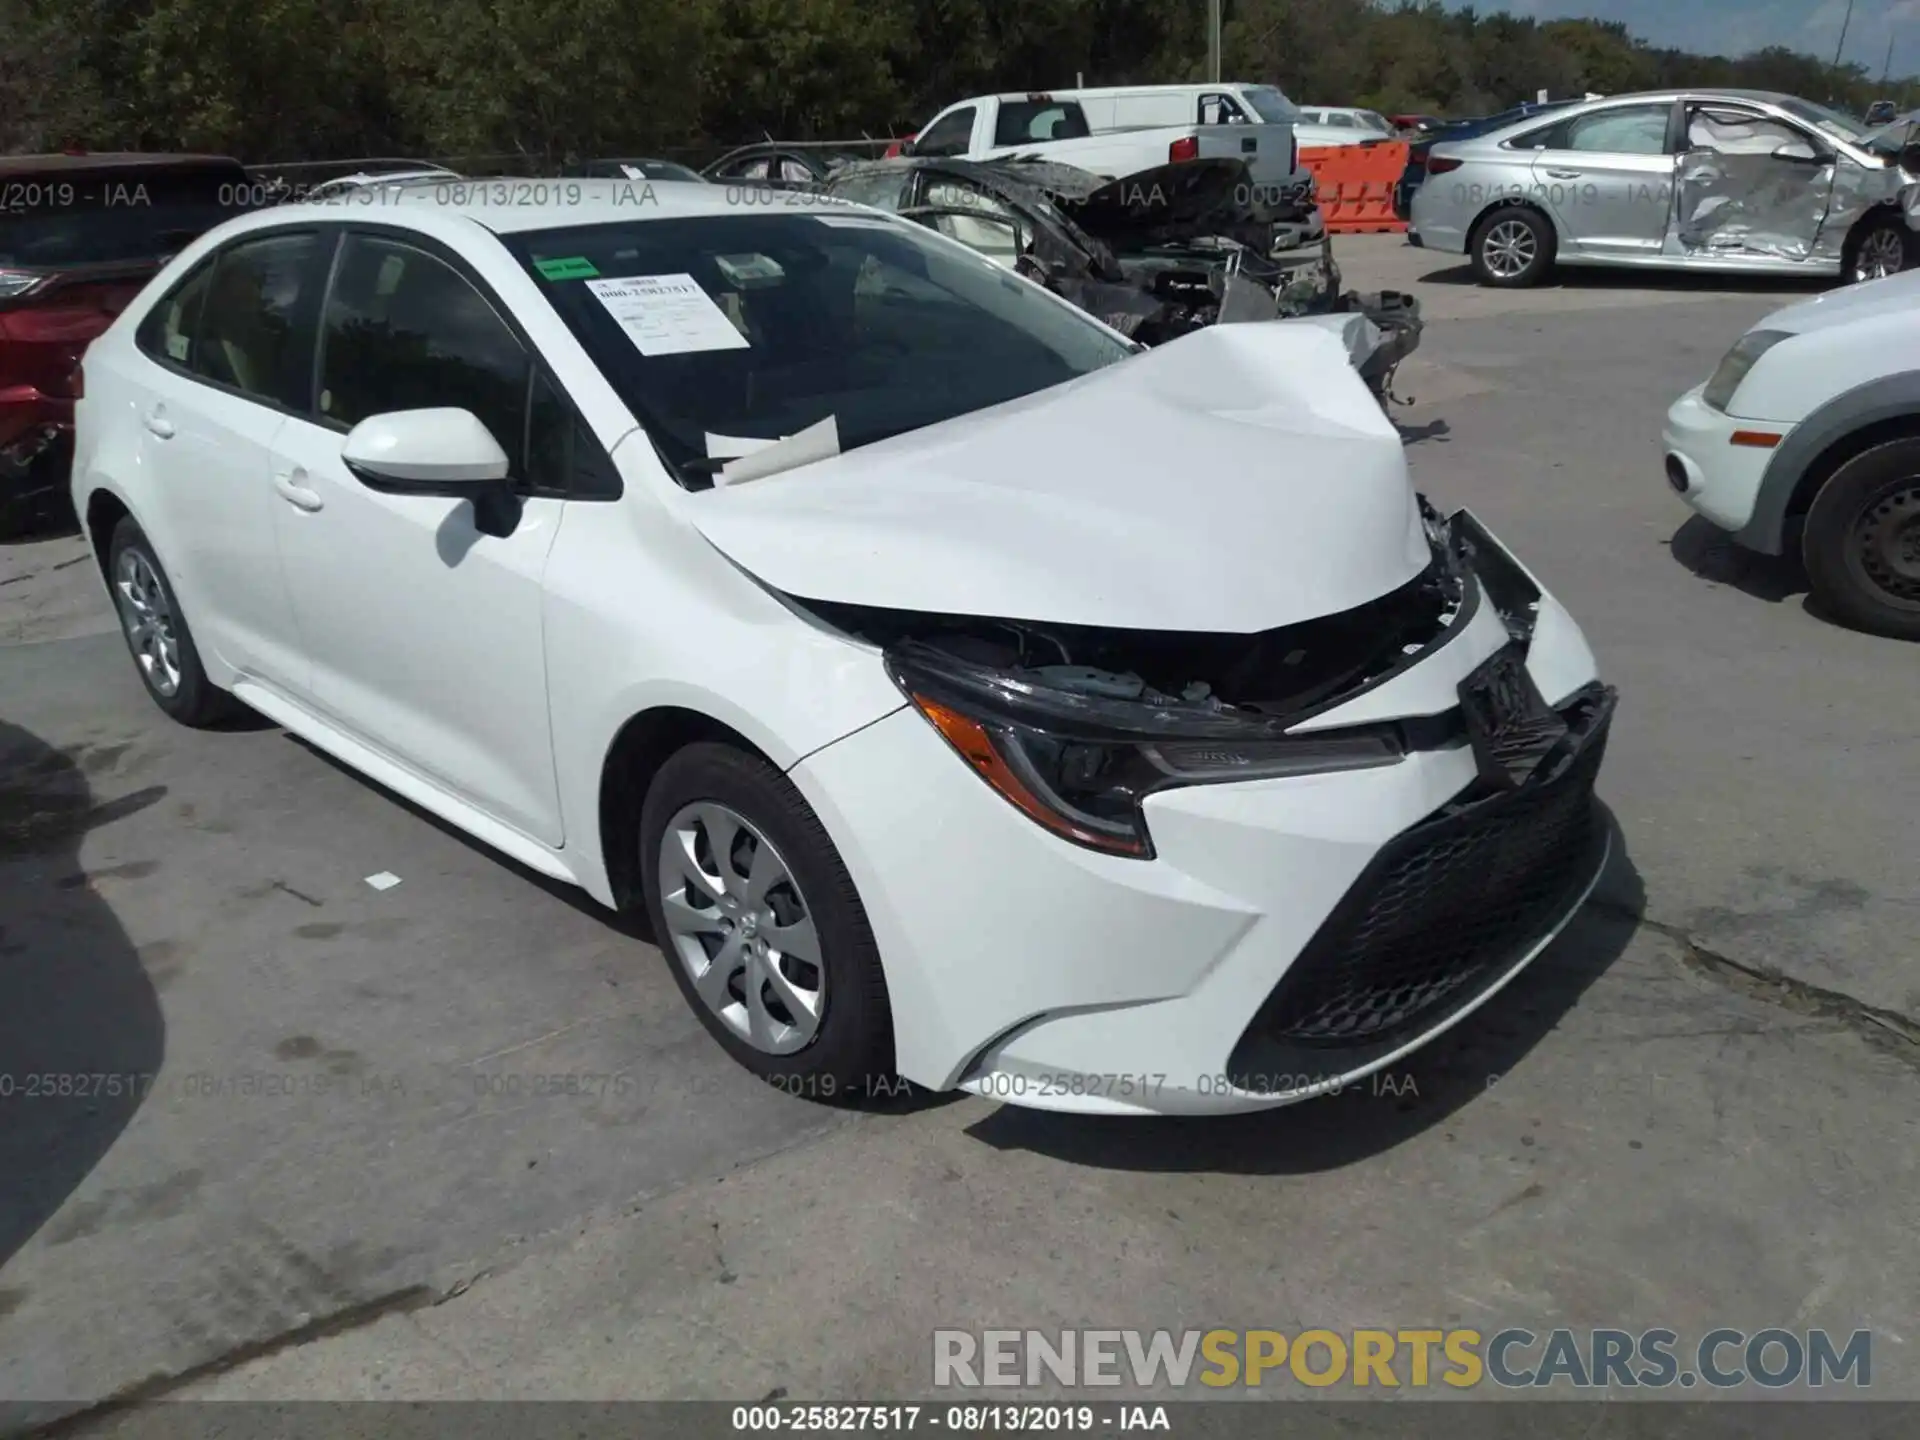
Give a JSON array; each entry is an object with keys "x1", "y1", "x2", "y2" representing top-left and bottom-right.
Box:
[
  {"x1": 585, "y1": 273, "x2": 750, "y2": 356},
  {"x1": 535, "y1": 255, "x2": 601, "y2": 280},
  {"x1": 714, "y1": 252, "x2": 785, "y2": 287}
]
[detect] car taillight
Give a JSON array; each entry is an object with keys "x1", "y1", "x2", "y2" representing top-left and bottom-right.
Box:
[
  {"x1": 1169, "y1": 135, "x2": 1200, "y2": 163},
  {"x1": 1426, "y1": 155, "x2": 1464, "y2": 175}
]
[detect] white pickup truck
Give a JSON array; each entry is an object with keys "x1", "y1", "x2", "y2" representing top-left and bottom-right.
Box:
[{"x1": 898, "y1": 87, "x2": 1309, "y2": 199}]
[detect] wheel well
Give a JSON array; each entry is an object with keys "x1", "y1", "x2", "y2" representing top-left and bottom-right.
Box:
[
  {"x1": 597, "y1": 706, "x2": 769, "y2": 912},
  {"x1": 1469, "y1": 198, "x2": 1556, "y2": 248},
  {"x1": 1787, "y1": 414, "x2": 1920, "y2": 524},
  {"x1": 1839, "y1": 200, "x2": 1903, "y2": 259},
  {"x1": 84, "y1": 490, "x2": 130, "y2": 581}
]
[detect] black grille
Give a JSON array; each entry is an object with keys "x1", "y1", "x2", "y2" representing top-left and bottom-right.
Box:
[{"x1": 1230, "y1": 688, "x2": 1612, "y2": 1073}]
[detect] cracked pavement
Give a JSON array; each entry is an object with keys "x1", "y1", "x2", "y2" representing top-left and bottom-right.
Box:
[{"x1": 1, "y1": 236, "x2": 1915, "y2": 1428}]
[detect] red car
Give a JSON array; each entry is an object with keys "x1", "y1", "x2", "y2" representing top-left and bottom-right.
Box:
[{"x1": 1, "y1": 152, "x2": 252, "y2": 537}]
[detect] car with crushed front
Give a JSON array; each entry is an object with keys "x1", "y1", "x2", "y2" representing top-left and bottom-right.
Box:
[
  {"x1": 1410, "y1": 89, "x2": 1920, "y2": 287},
  {"x1": 71, "y1": 178, "x2": 1617, "y2": 1114}
]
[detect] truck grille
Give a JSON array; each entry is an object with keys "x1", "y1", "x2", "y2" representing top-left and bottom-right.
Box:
[{"x1": 1229, "y1": 687, "x2": 1613, "y2": 1072}]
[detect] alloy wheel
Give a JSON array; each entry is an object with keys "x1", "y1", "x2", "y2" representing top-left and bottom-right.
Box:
[
  {"x1": 1854, "y1": 229, "x2": 1906, "y2": 282},
  {"x1": 114, "y1": 548, "x2": 183, "y2": 697},
  {"x1": 656, "y1": 801, "x2": 826, "y2": 1054},
  {"x1": 1848, "y1": 480, "x2": 1920, "y2": 611},
  {"x1": 1482, "y1": 220, "x2": 1536, "y2": 279}
]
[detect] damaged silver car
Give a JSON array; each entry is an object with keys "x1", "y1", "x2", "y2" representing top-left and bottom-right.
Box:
[
  {"x1": 1409, "y1": 89, "x2": 1920, "y2": 288},
  {"x1": 822, "y1": 154, "x2": 1422, "y2": 405}
]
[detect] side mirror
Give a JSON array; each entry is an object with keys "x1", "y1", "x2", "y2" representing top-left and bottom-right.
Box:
[
  {"x1": 342, "y1": 408, "x2": 521, "y2": 537},
  {"x1": 897, "y1": 138, "x2": 917, "y2": 158},
  {"x1": 342, "y1": 407, "x2": 510, "y2": 491},
  {"x1": 1771, "y1": 141, "x2": 1821, "y2": 164}
]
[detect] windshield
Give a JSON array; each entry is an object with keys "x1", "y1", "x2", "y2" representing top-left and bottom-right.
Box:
[
  {"x1": 0, "y1": 167, "x2": 244, "y2": 269},
  {"x1": 1357, "y1": 111, "x2": 1393, "y2": 133},
  {"x1": 1775, "y1": 97, "x2": 1873, "y2": 146},
  {"x1": 1239, "y1": 87, "x2": 1299, "y2": 124},
  {"x1": 507, "y1": 210, "x2": 1133, "y2": 487}
]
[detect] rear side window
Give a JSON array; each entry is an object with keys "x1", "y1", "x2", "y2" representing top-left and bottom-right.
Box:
[
  {"x1": 1199, "y1": 93, "x2": 1247, "y2": 125},
  {"x1": 316, "y1": 234, "x2": 530, "y2": 471},
  {"x1": 915, "y1": 107, "x2": 977, "y2": 156},
  {"x1": 135, "y1": 259, "x2": 216, "y2": 368},
  {"x1": 993, "y1": 102, "x2": 1091, "y2": 146},
  {"x1": 1518, "y1": 104, "x2": 1673, "y2": 155},
  {"x1": 195, "y1": 231, "x2": 323, "y2": 408}
]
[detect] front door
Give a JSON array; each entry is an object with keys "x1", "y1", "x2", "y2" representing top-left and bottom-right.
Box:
[
  {"x1": 268, "y1": 230, "x2": 565, "y2": 846},
  {"x1": 1671, "y1": 103, "x2": 1837, "y2": 261},
  {"x1": 1524, "y1": 101, "x2": 1679, "y2": 257}
]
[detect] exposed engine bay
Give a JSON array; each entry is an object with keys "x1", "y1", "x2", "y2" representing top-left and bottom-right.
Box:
[{"x1": 806, "y1": 500, "x2": 1470, "y2": 730}]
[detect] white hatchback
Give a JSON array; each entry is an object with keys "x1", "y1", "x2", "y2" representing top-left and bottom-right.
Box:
[
  {"x1": 73, "y1": 180, "x2": 1616, "y2": 1114},
  {"x1": 1664, "y1": 267, "x2": 1920, "y2": 640}
]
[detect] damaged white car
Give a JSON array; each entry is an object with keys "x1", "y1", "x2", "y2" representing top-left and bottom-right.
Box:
[
  {"x1": 74, "y1": 183, "x2": 1617, "y2": 1114},
  {"x1": 1411, "y1": 89, "x2": 1920, "y2": 287}
]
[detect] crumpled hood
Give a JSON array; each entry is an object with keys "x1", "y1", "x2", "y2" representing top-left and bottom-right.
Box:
[{"x1": 677, "y1": 323, "x2": 1430, "y2": 633}]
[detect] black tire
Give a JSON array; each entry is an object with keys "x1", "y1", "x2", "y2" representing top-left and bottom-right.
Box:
[
  {"x1": 1844, "y1": 211, "x2": 1912, "y2": 284},
  {"x1": 106, "y1": 517, "x2": 237, "y2": 725},
  {"x1": 1801, "y1": 437, "x2": 1920, "y2": 641},
  {"x1": 639, "y1": 740, "x2": 896, "y2": 1100},
  {"x1": 1468, "y1": 205, "x2": 1555, "y2": 288}
]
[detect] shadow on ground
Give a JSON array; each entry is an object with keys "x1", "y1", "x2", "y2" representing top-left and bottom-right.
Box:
[
  {"x1": 1417, "y1": 259, "x2": 1832, "y2": 297},
  {"x1": 0, "y1": 720, "x2": 165, "y2": 1275},
  {"x1": 1666, "y1": 515, "x2": 1809, "y2": 604},
  {"x1": 965, "y1": 809, "x2": 1643, "y2": 1174}
]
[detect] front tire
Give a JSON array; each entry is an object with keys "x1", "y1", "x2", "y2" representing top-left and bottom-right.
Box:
[
  {"x1": 1469, "y1": 205, "x2": 1555, "y2": 288},
  {"x1": 106, "y1": 518, "x2": 237, "y2": 725},
  {"x1": 1845, "y1": 211, "x2": 1911, "y2": 284},
  {"x1": 640, "y1": 741, "x2": 896, "y2": 1099},
  {"x1": 1802, "y1": 438, "x2": 1920, "y2": 640}
]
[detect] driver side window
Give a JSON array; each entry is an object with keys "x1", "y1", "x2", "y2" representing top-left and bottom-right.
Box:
[
  {"x1": 316, "y1": 234, "x2": 530, "y2": 480},
  {"x1": 915, "y1": 107, "x2": 977, "y2": 157},
  {"x1": 1688, "y1": 107, "x2": 1821, "y2": 158}
]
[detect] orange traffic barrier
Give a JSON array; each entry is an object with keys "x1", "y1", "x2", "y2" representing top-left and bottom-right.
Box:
[{"x1": 1297, "y1": 140, "x2": 1408, "y2": 234}]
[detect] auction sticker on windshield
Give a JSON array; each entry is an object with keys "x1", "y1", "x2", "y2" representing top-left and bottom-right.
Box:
[
  {"x1": 586, "y1": 273, "x2": 750, "y2": 356},
  {"x1": 535, "y1": 255, "x2": 600, "y2": 280}
]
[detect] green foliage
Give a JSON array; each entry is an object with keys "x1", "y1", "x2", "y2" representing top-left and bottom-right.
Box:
[{"x1": 3, "y1": 0, "x2": 1911, "y2": 162}]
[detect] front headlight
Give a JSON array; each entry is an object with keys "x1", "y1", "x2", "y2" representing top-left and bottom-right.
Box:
[
  {"x1": 886, "y1": 643, "x2": 1404, "y2": 860},
  {"x1": 1702, "y1": 329, "x2": 1792, "y2": 412}
]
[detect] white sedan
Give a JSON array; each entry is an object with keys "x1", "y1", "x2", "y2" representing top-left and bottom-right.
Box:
[
  {"x1": 1664, "y1": 269, "x2": 1920, "y2": 640},
  {"x1": 72, "y1": 179, "x2": 1616, "y2": 1115}
]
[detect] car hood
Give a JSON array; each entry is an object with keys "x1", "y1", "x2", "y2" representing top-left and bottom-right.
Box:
[
  {"x1": 1762, "y1": 264, "x2": 1920, "y2": 333},
  {"x1": 677, "y1": 323, "x2": 1430, "y2": 633}
]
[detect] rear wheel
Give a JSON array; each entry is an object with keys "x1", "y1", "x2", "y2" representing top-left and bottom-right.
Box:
[
  {"x1": 1845, "y1": 212, "x2": 1911, "y2": 284},
  {"x1": 640, "y1": 741, "x2": 896, "y2": 1100},
  {"x1": 1469, "y1": 205, "x2": 1555, "y2": 288},
  {"x1": 1802, "y1": 437, "x2": 1920, "y2": 640},
  {"x1": 107, "y1": 518, "x2": 237, "y2": 725}
]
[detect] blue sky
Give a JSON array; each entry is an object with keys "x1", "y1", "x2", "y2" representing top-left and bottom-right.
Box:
[{"x1": 1488, "y1": 0, "x2": 1920, "y2": 74}]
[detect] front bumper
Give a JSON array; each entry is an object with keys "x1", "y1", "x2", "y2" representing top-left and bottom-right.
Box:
[
  {"x1": 789, "y1": 511, "x2": 1611, "y2": 1115},
  {"x1": 1662, "y1": 384, "x2": 1787, "y2": 535}
]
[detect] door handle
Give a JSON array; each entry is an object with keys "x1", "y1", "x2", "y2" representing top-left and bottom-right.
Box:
[
  {"x1": 143, "y1": 409, "x2": 175, "y2": 439},
  {"x1": 272, "y1": 468, "x2": 324, "y2": 512},
  {"x1": 1544, "y1": 168, "x2": 1583, "y2": 179}
]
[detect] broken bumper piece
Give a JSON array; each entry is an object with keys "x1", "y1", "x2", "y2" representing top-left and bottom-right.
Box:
[{"x1": 789, "y1": 510, "x2": 1611, "y2": 1114}]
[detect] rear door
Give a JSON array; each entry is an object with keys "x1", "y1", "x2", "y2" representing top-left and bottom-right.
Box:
[
  {"x1": 1518, "y1": 100, "x2": 1680, "y2": 256},
  {"x1": 124, "y1": 229, "x2": 324, "y2": 689}
]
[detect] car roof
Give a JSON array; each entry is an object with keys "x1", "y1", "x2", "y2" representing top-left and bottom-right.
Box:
[
  {"x1": 0, "y1": 152, "x2": 243, "y2": 176},
  {"x1": 272, "y1": 177, "x2": 848, "y2": 234}
]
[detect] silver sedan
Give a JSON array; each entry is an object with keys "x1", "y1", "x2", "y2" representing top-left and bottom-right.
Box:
[{"x1": 1408, "y1": 89, "x2": 1920, "y2": 287}]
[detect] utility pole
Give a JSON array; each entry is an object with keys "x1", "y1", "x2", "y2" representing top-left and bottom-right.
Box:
[
  {"x1": 1208, "y1": 0, "x2": 1222, "y2": 83},
  {"x1": 1881, "y1": 29, "x2": 1896, "y2": 88},
  {"x1": 1831, "y1": 0, "x2": 1856, "y2": 69}
]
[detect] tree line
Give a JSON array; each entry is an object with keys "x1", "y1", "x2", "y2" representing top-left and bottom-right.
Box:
[{"x1": 3, "y1": 0, "x2": 1911, "y2": 166}]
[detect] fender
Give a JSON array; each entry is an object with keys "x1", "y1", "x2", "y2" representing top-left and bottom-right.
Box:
[{"x1": 1737, "y1": 369, "x2": 1920, "y2": 554}]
